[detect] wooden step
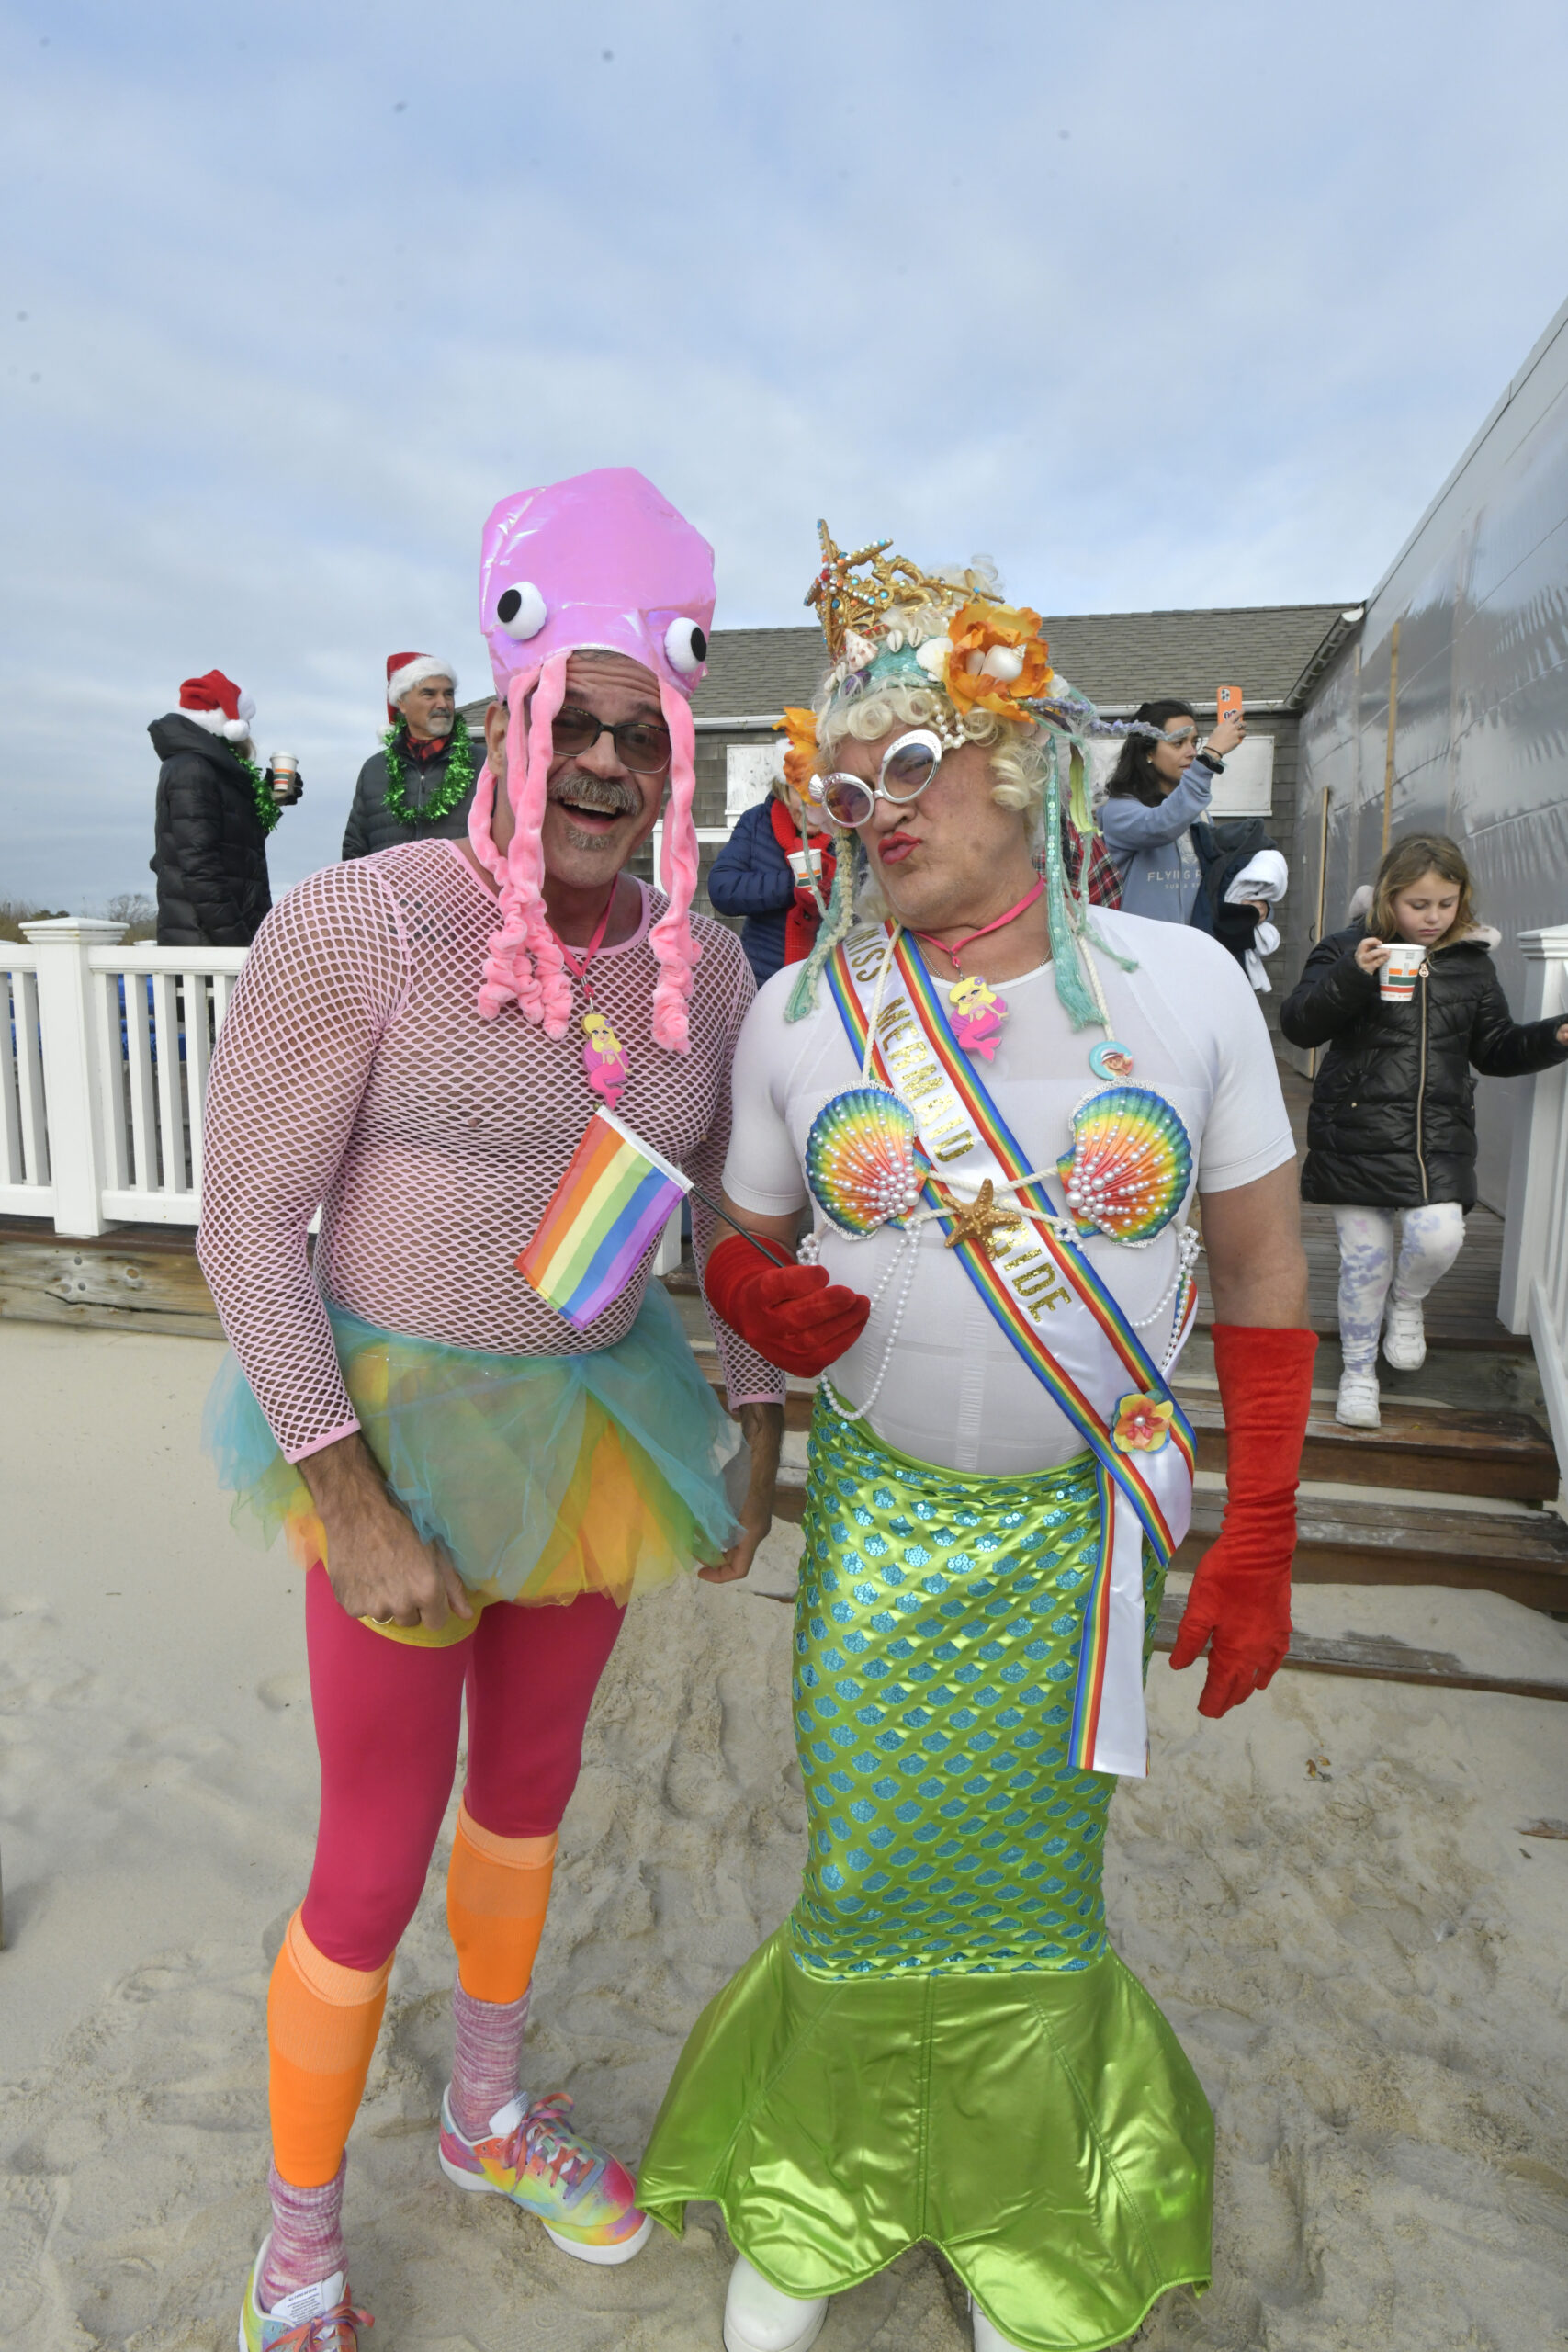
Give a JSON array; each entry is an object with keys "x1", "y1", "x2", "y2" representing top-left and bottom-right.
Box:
[
  {"x1": 1176, "y1": 1487, "x2": 1568, "y2": 1613},
  {"x1": 1149, "y1": 1593, "x2": 1568, "y2": 1700},
  {"x1": 773, "y1": 1475, "x2": 1568, "y2": 1610},
  {"x1": 1177, "y1": 1393, "x2": 1559, "y2": 1503}
]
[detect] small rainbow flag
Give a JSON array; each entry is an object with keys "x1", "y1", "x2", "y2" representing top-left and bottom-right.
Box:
[{"x1": 518, "y1": 1110, "x2": 690, "y2": 1330}]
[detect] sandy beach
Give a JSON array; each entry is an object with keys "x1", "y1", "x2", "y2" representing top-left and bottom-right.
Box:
[{"x1": 3, "y1": 1317, "x2": 1567, "y2": 2351}]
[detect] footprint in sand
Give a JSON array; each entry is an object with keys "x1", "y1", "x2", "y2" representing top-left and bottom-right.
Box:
[{"x1": 255, "y1": 1669, "x2": 308, "y2": 1713}]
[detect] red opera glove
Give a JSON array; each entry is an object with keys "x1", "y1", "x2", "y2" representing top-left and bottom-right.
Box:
[
  {"x1": 1168, "y1": 1324, "x2": 1317, "y2": 1718},
  {"x1": 703, "y1": 1232, "x2": 870, "y2": 1380}
]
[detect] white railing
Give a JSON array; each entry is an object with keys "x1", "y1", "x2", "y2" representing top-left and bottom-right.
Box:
[
  {"x1": 2, "y1": 919, "x2": 245, "y2": 1236},
  {"x1": 0, "y1": 916, "x2": 685, "y2": 1270},
  {"x1": 1499, "y1": 923, "x2": 1568, "y2": 1489}
]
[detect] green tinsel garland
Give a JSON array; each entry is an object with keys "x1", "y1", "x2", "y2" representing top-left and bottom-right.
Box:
[
  {"x1": 232, "y1": 747, "x2": 281, "y2": 837},
  {"x1": 380, "y1": 718, "x2": 477, "y2": 828}
]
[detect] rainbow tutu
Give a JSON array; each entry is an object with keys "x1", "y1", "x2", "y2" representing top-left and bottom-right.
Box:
[{"x1": 203, "y1": 1281, "x2": 740, "y2": 1619}]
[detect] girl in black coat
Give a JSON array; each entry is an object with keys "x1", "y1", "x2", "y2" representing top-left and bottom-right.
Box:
[{"x1": 1281, "y1": 834, "x2": 1568, "y2": 1428}]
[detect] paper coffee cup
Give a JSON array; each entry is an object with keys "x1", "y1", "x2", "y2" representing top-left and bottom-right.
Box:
[
  {"x1": 1380, "y1": 943, "x2": 1427, "y2": 1000},
  {"x1": 269, "y1": 753, "x2": 299, "y2": 803},
  {"x1": 787, "y1": 847, "x2": 822, "y2": 880}
]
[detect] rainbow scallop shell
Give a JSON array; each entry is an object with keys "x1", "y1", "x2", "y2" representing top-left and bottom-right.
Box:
[
  {"x1": 807, "y1": 1087, "x2": 928, "y2": 1236},
  {"x1": 1055, "y1": 1086, "x2": 1192, "y2": 1243}
]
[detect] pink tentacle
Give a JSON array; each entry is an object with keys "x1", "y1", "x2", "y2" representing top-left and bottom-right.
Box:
[
  {"x1": 648, "y1": 680, "x2": 701, "y2": 1054},
  {"x1": 474, "y1": 668, "x2": 536, "y2": 1020},
  {"x1": 472, "y1": 661, "x2": 572, "y2": 1036},
  {"x1": 512, "y1": 658, "x2": 574, "y2": 1039}
]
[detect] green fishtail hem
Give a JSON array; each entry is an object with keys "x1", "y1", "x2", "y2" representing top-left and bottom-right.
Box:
[{"x1": 637, "y1": 1925, "x2": 1211, "y2": 2351}]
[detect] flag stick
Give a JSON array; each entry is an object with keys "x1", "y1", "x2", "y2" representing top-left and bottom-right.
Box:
[{"x1": 685, "y1": 1182, "x2": 795, "y2": 1266}]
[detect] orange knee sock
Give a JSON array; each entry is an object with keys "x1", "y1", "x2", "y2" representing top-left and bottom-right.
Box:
[
  {"x1": 446, "y1": 1804, "x2": 558, "y2": 2005},
  {"x1": 267, "y1": 1909, "x2": 391, "y2": 2189}
]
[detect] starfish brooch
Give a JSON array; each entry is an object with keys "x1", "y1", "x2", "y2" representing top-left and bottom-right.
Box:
[{"x1": 941, "y1": 1179, "x2": 1022, "y2": 1258}]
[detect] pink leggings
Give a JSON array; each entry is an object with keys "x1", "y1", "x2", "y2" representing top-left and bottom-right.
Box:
[{"x1": 299, "y1": 1566, "x2": 625, "y2": 1972}]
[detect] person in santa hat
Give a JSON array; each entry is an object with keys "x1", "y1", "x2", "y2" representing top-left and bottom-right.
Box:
[
  {"x1": 149, "y1": 670, "x2": 301, "y2": 946},
  {"x1": 341, "y1": 653, "x2": 479, "y2": 857},
  {"x1": 196, "y1": 469, "x2": 803, "y2": 2349}
]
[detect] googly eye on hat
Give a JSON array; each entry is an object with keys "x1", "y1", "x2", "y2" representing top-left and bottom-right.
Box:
[
  {"x1": 662, "y1": 616, "x2": 708, "y2": 674},
  {"x1": 495, "y1": 582, "x2": 547, "y2": 640}
]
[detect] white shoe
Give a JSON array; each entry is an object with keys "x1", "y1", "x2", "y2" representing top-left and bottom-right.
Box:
[
  {"x1": 1382, "y1": 1295, "x2": 1427, "y2": 1370},
  {"x1": 724, "y1": 2253, "x2": 829, "y2": 2352},
  {"x1": 969, "y1": 2290, "x2": 1027, "y2": 2349},
  {"x1": 1336, "y1": 1371, "x2": 1381, "y2": 1429}
]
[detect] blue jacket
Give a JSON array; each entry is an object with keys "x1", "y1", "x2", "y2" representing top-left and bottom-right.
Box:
[
  {"x1": 1097, "y1": 760, "x2": 1215, "y2": 921},
  {"x1": 706, "y1": 800, "x2": 798, "y2": 985}
]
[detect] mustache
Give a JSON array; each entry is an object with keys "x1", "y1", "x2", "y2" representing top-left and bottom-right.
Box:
[{"x1": 547, "y1": 769, "x2": 642, "y2": 819}]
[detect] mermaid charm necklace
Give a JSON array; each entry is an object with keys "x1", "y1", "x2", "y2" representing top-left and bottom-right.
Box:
[
  {"x1": 908, "y1": 876, "x2": 1045, "y2": 1061},
  {"x1": 556, "y1": 888, "x2": 629, "y2": 1109}
]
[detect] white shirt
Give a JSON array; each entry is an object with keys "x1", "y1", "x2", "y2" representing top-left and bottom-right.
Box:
[{"x1": 724, "y1": 910, "x2": 1295, "y2": 1476}]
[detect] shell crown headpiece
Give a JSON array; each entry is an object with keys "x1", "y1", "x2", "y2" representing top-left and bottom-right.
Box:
[
  {"x1": 805, "y1": 518, "x2": 1006, "y2": 663},
  {"x1": 787, "y1": 518, "x2": 1156, "y2": 1035},
  {"x1": 468, "y1": 467, "x2": 716, "y2": 1055}
]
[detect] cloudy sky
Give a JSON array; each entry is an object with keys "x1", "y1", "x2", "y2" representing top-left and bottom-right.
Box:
[{"x1": 5, "y1": 0, "x2": 1568, "y2": 907}]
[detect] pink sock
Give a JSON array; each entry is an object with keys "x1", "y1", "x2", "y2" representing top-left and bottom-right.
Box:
[
  {"x1": 259, "y1": 2155, "x2": 347, "y2": 2307},
  {"x1": 449, "y1": 1973, "x2": 531, "y2": 2140}
]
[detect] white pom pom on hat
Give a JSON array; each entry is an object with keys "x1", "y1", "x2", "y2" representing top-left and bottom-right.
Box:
[{"x1": 178, "y1": 669, "x2": 255, "y2": 741}]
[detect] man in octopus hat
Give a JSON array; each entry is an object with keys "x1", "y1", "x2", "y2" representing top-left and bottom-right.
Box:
[
  {"x1": 196, "y1": 468, "x2": 798, "y2": 2348},
  {"x1": 637, "y1": 530, "x2": 1316, "y2": 2352}
]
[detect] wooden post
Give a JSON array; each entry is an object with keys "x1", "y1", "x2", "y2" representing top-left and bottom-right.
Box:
[
  {"x1": 1380, "y1": 617, "x2": 1402, "y2": 854},
  {"x1": 1499, "y1": 924, "x2": 1568, "y2": 1333},
  {"x1": 1310, "y1": 786, "x2": 1333, "y2": 1079},
  {"x1": 19, "y1": 918, "x2": 128, "y2": 1237}
]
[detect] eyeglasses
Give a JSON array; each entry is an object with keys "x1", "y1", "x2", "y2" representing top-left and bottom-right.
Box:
[
  {"x1": 550, "y1": 704, "x2": 672, "y2": 773},
  {"x1": 812, "y1": 729, "x2": 944, "y2": 829}
]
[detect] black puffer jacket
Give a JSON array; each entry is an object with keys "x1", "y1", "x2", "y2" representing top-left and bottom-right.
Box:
[
  {"x1": 1280, "y1": 921, "x2": 1568, "y2": 1208},
  {"x1": 341, "y1": 729, "x2": 479, "y2": 858},
  {"x1": 149, "y1": 714, "x2": 272, "y2": 946}
]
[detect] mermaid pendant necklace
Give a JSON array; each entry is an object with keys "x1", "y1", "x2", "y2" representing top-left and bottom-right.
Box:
[
  {"x1": 913, "y1": 876, "x2": 1137, "y2": 1083},
  {"x1": 909, "y1": 878, "x2": 1045, "y2": 1060},
  {"x1": 557, "y1": 889, "x2": 629, "y2": 1109}
]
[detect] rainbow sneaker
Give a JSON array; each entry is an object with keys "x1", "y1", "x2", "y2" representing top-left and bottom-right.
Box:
[
  {"x1": 438, "y1": 2087, "x2": 653, "y2": 2264},
  {"x1": 239, "y1": 2238, "x2": 370, "y2": 2351}
]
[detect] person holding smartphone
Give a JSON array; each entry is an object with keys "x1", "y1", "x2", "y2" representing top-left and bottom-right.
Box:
[{"x1": 1098, "y1": 696, "x2": 1247, "y2": 921}]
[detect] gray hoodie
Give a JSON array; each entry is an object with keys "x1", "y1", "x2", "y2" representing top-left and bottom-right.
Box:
[{"x1": 1097, "y1": 760, "x2": 1215, "y2": 921}]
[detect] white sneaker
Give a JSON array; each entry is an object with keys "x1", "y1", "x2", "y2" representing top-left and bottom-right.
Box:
[
  {"x1": 724, "y1": 2253, "x2": 829, "y2": 2352},
  {"x1": 1336, "y1": 1371, "x2": 1381, "y2": 1429},
  {"x1": 970, "y1": 2290, "x2": 1027, "y2": 2349},
  {"x1": 1382, "y1": 1295, "x2": 1427, "y2": 1370}
]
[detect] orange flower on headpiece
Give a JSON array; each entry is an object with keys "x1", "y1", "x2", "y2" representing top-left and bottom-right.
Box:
[
  {"x1": 945, "y1": 600, "x2": 1055, "y2": 718},
  {"x1": 777, "y1": 707, "x2": 819, "y2": 798},
  {"x1": 1111, "y1": 1391, "x2": 1175, "y2": 1454}
]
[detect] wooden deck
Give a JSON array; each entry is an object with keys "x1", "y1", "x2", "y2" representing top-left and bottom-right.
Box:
[{"x1": 1192, "y1": 1063, "x2": 1518, "y2": 1349}]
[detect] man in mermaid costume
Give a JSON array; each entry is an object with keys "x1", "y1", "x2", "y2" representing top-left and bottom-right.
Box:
[
  {"x1": 196, "y1": 470, "x2": 812, "y2": 2349},
  {"x1": 639, "y1": 528, "x2": 1316, "y2": 2352}
]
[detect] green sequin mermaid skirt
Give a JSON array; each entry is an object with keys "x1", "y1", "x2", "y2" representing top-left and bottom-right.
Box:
[{"x1": 637, "y1": 1397, "x2": 1212, "y2": 2352}]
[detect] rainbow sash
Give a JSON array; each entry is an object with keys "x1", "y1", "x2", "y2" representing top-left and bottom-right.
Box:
[{"x1": 825, "y1": 926, "x2": 1197, "y2": 1777}]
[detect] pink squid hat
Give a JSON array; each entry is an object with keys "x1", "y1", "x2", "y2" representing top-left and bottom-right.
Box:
[{"x1": 468, "y1": 466, "x2": 715, "y2": 1054}]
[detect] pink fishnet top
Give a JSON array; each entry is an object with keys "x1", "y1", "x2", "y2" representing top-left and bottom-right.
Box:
[{"x1": 196, "y1": 842, "x2": 784, "y2": 1462}]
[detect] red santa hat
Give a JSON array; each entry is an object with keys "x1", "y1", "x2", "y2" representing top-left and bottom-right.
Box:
[
  {"x1": 179, "y1": 670, "x2": 255, "y2": 741},
  {"x1": 387, "y1": 650, "x2": 457, "y2": 722}
]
